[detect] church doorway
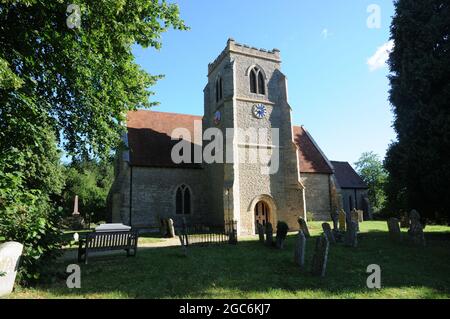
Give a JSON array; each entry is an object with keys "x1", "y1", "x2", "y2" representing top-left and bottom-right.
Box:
[{"x1": 254, "y1": 201, "x2": 270, "y2": 229}]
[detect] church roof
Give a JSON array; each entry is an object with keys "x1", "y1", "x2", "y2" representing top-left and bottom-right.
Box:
[
  {"x1": 330, "y1": 161, "x2": 368, "y2": 189},
  {"x1": 293, "y1": 126, "x2": 333, "y2": 174},
  {"x1": 127, "y1": 110, "x2": 202, "y2": 169},
  {"x1": 126, "y1": 110, "x2": 333, "y2": 174}
]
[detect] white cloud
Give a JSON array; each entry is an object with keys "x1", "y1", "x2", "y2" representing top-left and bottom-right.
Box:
[{"x1": 367, "y1": 40, "x2": 394, "y2": 71}]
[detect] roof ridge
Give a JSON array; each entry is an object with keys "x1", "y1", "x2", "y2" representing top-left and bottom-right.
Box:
[{"x1": 128, "y1": 110, "x2": 202, "y2": 118}]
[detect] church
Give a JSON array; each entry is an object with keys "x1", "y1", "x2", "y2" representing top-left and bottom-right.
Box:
[{"x1": 107, "y1": 39, "x2": 370, "y2": 235}]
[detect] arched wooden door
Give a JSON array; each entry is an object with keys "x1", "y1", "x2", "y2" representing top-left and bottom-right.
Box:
[{"x1": 254, "y1": 201, "x2": 270, "y2": 229}]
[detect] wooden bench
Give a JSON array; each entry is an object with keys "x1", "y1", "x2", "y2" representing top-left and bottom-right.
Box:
[{"x1": 78, "y1": 230, "x2": 138, "y2": 264}]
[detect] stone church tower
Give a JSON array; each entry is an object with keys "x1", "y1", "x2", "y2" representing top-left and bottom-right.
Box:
[{"x1": 203, "y1": 38, "x2": 306, "y2": 235}]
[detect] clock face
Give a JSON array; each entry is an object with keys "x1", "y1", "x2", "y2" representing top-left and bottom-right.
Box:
[
  {"x1": 213, "y1": 110, "x2": 221, "y2": 125},
  {"x1": 252, "y1": 104, "x2": 267, "y2": 119}
]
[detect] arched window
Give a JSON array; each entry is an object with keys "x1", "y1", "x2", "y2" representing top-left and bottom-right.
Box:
[
  {"x1": 249, "y1": 67, "x2": 265, "y2": 95},
  {"x1": 215, "y1": 77, "x2": 223, "y2": 102},
  {"x1": 250, "y1": 69, "x2": 257, "y2": 93},
  {"x1": 258, "y1": 72, "x2": 265, "y2": 95},
  {"x1": 175, "y1": 184, "x2": 191, "y2": 215}
]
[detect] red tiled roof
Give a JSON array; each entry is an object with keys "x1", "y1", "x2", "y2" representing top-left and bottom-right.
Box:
[
  {"x1": 330, "y1": 161, "x2": 368, "y2": 189},
  {"x1": 127, "y1": 110, "x2": 333, "y2": 174},
  {"x1": 293, "y1": 126, "x2": 333, "y2": 174},
  {"x1": 127, "y1": 110, "x2": 202, "y2": 168}
]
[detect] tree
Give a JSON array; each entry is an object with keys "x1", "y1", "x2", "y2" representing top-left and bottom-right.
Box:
[
  {"x1": 1, "y1": 0, "x2": 187, "y2": 159},
  {"x1": 355, "y1": 152, "x2": 388, "y2": 213},
  {"x1": 0, "y1": 0, "x2": 187, "y2": 283},
  {"x1": 385, "y1": 0, "x2": 450, "y2": 223},
  {"x1": 62, "y1": 158, "x2": 114, "y2": 224}
]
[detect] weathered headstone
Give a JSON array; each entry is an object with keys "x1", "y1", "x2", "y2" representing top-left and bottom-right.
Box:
[
  {"x1": 357, "y1": 210, "x2": 364, "y2": 223},
  {"x1": 409, "y1": 209, "x2": 421, "y2": 221},
  {"x1": 160, "y1": 218, "x2": 168, "y2": 237},
  {"x1": 330, "y1": 210, "x2": 339, "y2": 230},
  {"x1": 311, "y1": 234, "x2": 329, "y2": 277},
  {"x1": 344, "y1": 221, "x2": 358, "y2": 248},
  {"x1": 229, "y1": 223, "x2": 238, "y2": 245},
  {"x1": 167, "y1": 218, "x2": 176, "y2": 238},
  {"x1": 0, "y1": 242, "x2": 24, "y2": 297},
  {"x1": 257, "y1": 223, "x2": 265, "y2": 243},
  {"x1": 338, "y1": 210, "x2": 346, "y2": 232},
  {"x1": 399, "y1": 211, "x2": 410, "y2": 229},
  {"x1": 275, "y1": 221, "x2": 289, "y2": 249},
  {"x1": 322, "y1": 222, "x2": 336, "y2": 244},
  {"x1": 294, "y1": 230, "x2": 306, "y2": 269},
  {"x1": 408, "y1": 210, "x2": 425, "y2": 246},
  {"x1": 265, "y1": 223, "x2": 273, "y2": 247},
  {"x1": 387, "y1": 218, "x2": 401, "y2": 242},
  {"x1": 351, "y1": 209, "x2": 360, "y2": 231},
  {"x1": 297, "y1": 217, "x2": 310, "y2": 238}
]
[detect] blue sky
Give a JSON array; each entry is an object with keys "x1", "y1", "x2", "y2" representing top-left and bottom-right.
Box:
[{"x1": 133, "y1": 0, "x2": 397, "y2": 165}]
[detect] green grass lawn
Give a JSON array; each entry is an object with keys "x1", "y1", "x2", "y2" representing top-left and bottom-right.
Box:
[{"x1": 11, "y1": 221, "x2": 450, "y2": 299}]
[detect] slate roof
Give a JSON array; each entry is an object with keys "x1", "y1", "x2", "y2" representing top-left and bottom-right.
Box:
[
  {"x1": 126, "y1": 110, "x2": 333, "y2": 174},
  {"x1": 330, "y1": 161, "x2": 368, "y2": 189}
]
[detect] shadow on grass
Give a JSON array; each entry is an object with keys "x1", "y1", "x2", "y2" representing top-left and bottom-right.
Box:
[{"x1": 35, "y1": 229, "x2": 450, "y2": 299}]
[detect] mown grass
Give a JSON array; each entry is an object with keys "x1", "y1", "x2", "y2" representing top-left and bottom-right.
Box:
[{"x1": 9, "y1": 221, "x2": 450, "y2": 299}]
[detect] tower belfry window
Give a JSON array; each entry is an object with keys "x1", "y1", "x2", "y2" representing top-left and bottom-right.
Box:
[
  {"x1": 216, "y1": 77, "x2": 223, "y2": 102},
  {"x1": 249, "y1": 67, "x2": 265, "y2": 95}
]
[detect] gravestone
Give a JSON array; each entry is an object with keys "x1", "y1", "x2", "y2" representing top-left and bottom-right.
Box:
[
  {"x1": 229, "y1": 223, "x2": 238, "y2": 245},
  {"x1": 357, "y1": 210, "x2": 364, "y2": 223},
  {"x1": 409, "y1": 209, "x2": 421, "y2": 221},
  {"x1": 400, "y1": 211, "x2": 410, "y2": 229},
  {"x1": 297, "y1": 217, "x2": 311, "y2": 238},
  {"x1": 275, "y1": 221, "x2": 289, "y2": 249},
  {"x1": 344, "y1": 221, "x2": 358, "y2": 248},
  {"x1": 0, "y1": 242, "x2": 24, "y2": 297},
  {"x1": 322, "y1": 222, "x2": 336, "y2": 244},
  {"x1": 311, "y1": 234, "x2": 329, "y2": 277},
  {"x1": 257, "y1": 224, "x2": 265, "y2": 243},
  {"x1": 265, "y1": 223, "x2": 273, "y2": 247},
  {"x1": 351, "y1": 209, "x2": 360, "y2": 231},
  {"x1": 338, "y1": 210, "x2": 346, "y2": 232},
  {"x1": 167, "y1": 218, "x2": 176, "y2": 238},
  {"x1": 330, "y1": 210, "x2": 339, "y2": 230},
  {"x1": 95, "y1": 223, "x2": 131, "y2": 232},
  {"x1": 408, "y1": 210, "x2": 425, "y2": 246},
  {"x1": 160, "y1": 218, "x2": 168, "y2": 237},
  {"x1": 294, "y1": 230, "x2": 306, "y2": 269},
  {"x1": 387, "y1": 218, "x2": 401, "y2": 242}
]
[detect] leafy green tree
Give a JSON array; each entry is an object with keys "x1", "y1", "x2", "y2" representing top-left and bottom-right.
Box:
[
  {"x1": 0, "y1": 0, "x2": 187, "y2": 283},
  {"x1": 1, "y1": 0, "x2": 187, "y2": 159},
  {"x1": 355, "y1": 152, "x2": 388, "y2": 213},
  {"x1": 385, "y1": 0, "x2": 450, "y2": 222},
  {"x1": 62, "y1": 159, "x2": 114, "y2": 224}
]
